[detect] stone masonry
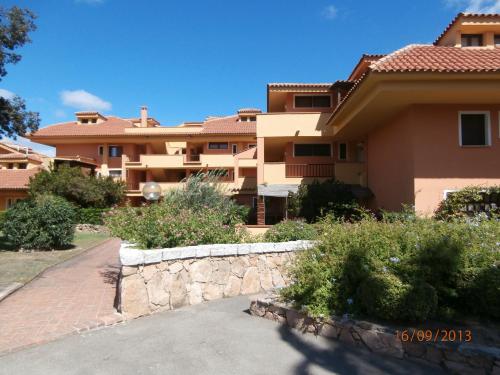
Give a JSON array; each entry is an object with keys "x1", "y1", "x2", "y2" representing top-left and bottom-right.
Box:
[
  {"x1": 119, "y1": 241, "x2": 313, "y2": 319},
  {"x1": 250, "y1": 294, "x2": 500, "y2": 375}
]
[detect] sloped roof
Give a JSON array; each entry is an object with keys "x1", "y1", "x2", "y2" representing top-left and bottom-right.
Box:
[
  {"x1": 201, "y1": 116, "x2": 256, "y2": 135},
  {"x1": 434, "y1": 13, "x2": 500, "y2": 45},
  {"x1": 331, "y1": 44, "x2": 500, "y2": 121},
  {"x1": 29, "y1": 116, "x2": 134, "y2": 137},
  {"x1": 371, "y1": 44, "x2": 500, "y2": 73},
  {"x1": 0, "y1": 152, "x2": 43, "y2": 163},
  {"x1": 0, "y1": 168, "x2": 40, "y2": 190}
]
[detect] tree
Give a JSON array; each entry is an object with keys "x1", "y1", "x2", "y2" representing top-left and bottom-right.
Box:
[
  {"x1": 29, "y1": 165, "x2": 126, "y2": 208},
  {"x1": 0, "y1": 6, "x2": 40, "y2": 138}
]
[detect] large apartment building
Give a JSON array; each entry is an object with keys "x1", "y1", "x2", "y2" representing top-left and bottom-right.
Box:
[{"x1": 28, "y1": 13, "x2": 500, "y2": 223}]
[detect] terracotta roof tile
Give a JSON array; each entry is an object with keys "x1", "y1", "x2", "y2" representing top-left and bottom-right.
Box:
[
  {"x1": 0, "y1": 153, "x2": 43, "y2": 163},
  {"x1": 0, "y1": 168, "x2": 40, "y2": 190},
  {"x1": 434, "y1": 13, "x2": 500, "y2": 45},
  {"x1": 201, "y1": 115, "x2": 256, "y2": 135},
  {"x1": 371, "y1": 44, "x2": 500, "y2": 73},
  {"x1": 30, "y1": 116, "x2": 134, "y2": 137},
  {"x1": 268, "y1": 83, "x2": 332, "y2": 88}
]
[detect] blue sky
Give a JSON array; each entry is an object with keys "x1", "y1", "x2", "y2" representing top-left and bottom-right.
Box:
[{"x1": 1, "y1": 0, "x2": 498, "y2": 154}]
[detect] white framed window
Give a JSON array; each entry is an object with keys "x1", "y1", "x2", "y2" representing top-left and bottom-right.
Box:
[
  {"x1": 232, "y1": 144, "x2": 238, "y2": 154},
  {"x1": 338, "y1": 143, "x2": 348, "y2": 161},
  {"x1": 443, "y1": 189, "x2": 458, "y2": 200},
  {"x1": 458, "y1": 111, "x2": 491, "y2": 147},
  {"x1": 293, "y1": 94, "x2": 332, "y2": 109}
]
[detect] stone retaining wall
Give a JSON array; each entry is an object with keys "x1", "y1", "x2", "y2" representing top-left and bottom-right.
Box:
[
  {"x1": 119, "y1": 241, "x2": 313, "y2": 319},
  {"x1": 250, "y1": 295, "x2": 500, "y2": 375}
]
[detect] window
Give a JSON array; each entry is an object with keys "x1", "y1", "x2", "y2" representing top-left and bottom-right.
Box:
[
  {"x1": 239, "y1": 116, "x2": 256, "y2": 122},
  {"x1": 109, "y1": 146, "x2": 123, "y2": 157},
  {"x1": 338, "y1": 143, "x2": 347, "y2": 160},
  {"x1": 294, "y1": 144, "x2": 331, "y2": 157},
  {"x1": 459, "y1": 112, "x2": 490, "y2": 146},
  {"x1": 495, "y1": 35, "x2": 500, "y2": 47},
  {"x1": 7, "y1": 163, "x2": 13, "y2": 169},
  {"x1": 294, "y1": 95, "x2": 331, "y2": 108},
  {"x1": 81, "y1": 119, "x2": 89, "y2": 124},
  {"x1": 252, "y1": 196, "x2": 258, "y2": 209},
  {"x1": 91, "y1": 119, "x2": 97, "y2": 124},
  {"x1": 248, "y1": 144, "x2": 257, "y2": 149},
  {"x1": 461, "y1": 34, "x2": 483, "y2": 47},
  {"x1": 240, "y1": 116, "x2": 247, "y2": 122},
  {"x1": 108, "y1": 170, "x2": 122, "y2": 178},
  {"x1": 18, "y1": 163, "x2": 27, "y2": 169},
  {"x1": 208, "y1": 142, "x2": 228, "y2": 150},
  {"x1": 232, "y1": 144, "x2": 238, "y2": 154},
  {"x1": 98, "y1": 145, "x2": 104, "y2": 157}
]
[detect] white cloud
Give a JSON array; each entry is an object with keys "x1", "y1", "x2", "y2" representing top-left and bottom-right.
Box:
[
  {"x1": 0, "y1": 89, "x2": 15, "y2": 100},
  {"x1": 445, "y1": 0, "x2": 500, "y2": 12},
  {"x1": 60, "y1": 89, "x2": 112, "y2": 111},
  {"x1": 322, "y1": 5, "x2": 338, "y2": 20},
  {"x1": 54, "y1": 109, "x2": 67, "y2": 119}
]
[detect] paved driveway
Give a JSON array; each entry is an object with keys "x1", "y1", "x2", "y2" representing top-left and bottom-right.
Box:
[
  {"x1": 0, "y1": 238, "x2": 122, "y2": 354},
  {"x1": 0, "y1": 296, "x2": 445, "y2": 375}
]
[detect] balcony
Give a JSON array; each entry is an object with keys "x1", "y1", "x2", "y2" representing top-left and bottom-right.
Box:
[
  {"x1": 124, "y1": 153, "x2": 236, "y2": 169},
  {"x1": 262, "y1": 163, "x2": 335, "y2": 185},
  {"x1": 335, "y1": 162, "x2": 366, "y2": 186},
  {"x1": 257, "y1": 113, "x2": 334, "y2": 138},
  {"x1": 286, "y1": 164, "x2": 335, "y2": 178}
]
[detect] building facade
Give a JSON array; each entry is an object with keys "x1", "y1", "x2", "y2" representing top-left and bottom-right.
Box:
[{"x1": 28, "y1": 13, "x2": 500, "y2": 222}]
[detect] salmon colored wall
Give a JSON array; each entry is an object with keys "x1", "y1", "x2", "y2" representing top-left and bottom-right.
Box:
[
  {"x1": 0, "y1": 191, "x2": 28, "y2": 210},
  {"x1": 411, "y1": 104, "x2": 500, "y2": 215},
  {"x1": 366, "y1": 108, "x2": 415, "y2": 211},
  {"x1": 284, "y1": 93, "x2": 335, "y2": 113},
  {"x1": 284, "y1": 142, "x2": 335, "y2": 164},
  {"x1": 56, "y1": 143, "x2": 139, "y2": 169},
  {"x1": 240, "y1": 168, "x2": 257, "y2": 177}
]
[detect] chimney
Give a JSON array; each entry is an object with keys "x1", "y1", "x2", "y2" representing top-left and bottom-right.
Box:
[{"x1": 140, "y1": 106, "x2": 148, "y2": 128}]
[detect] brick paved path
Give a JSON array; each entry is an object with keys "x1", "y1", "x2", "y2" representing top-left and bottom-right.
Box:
[{"x1": 0, "y1": 238, "x2": 123, "y2": 355}]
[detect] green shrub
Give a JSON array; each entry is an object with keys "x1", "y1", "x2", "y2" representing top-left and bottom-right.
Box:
[
  {"x1": 75, "y1": 208, "x2": 109, "y2": 225},
  {"x1": 281, "y1": 217, "x2": 500, "y2": 322},
  {"x1": 357, "y1": 273, "x2": 409, "y2": 321},
  {"x1": 0, "y1": 210, "x2": 6, "y2": 228},
  {"x1": 105, "y1": 173, "x2": 249, "y2": 249},
  {"x1": 29, "y1": 165, "x2": 125, "y2": 208},
  {"x1": 287, "y1": 179, "x2": 370, "y2": 223},
  {"x1": 264, "y1": 220, "x2": 318, "y2": 242},
  {"x1": 435, "y1": 186, "x2": 500, "y2": 220},
  {"x1": 2, "y1": 195, "x2": 76, "y2": 250}
]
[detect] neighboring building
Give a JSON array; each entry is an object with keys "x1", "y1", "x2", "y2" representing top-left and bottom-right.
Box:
[
  {"x1": 28, "y1": 13, "x2": 500, "y2": 222},
  {"x1": 29, "y1": 108, "x2": 259, "y2": 219},
  {"x1": 0, "y1": 142, "x2": 49, "y2": 210}
]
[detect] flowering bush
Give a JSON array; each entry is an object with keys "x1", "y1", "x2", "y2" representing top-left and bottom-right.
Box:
[
  {"x1": 281, "y1": 217, "x2": 500, "y2": 322},
  {"x1": 105, "y1": 173, "x2": 249, "y2": 249},
  {"x1": 264, "y1": 220, "x2": 318, "y2": 242}
]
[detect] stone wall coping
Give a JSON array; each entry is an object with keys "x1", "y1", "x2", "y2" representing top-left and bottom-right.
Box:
[{"x1": 120, "y1": 240, "x2": 315, "y2": 266}]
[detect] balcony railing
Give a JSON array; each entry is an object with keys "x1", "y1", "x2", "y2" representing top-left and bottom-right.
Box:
[
  {"x1": 184, "y1": 154, "x2": 200, "y2": 163},
  {"x1": 286, "y1": 164, "x2": 335, "y2": 178}
]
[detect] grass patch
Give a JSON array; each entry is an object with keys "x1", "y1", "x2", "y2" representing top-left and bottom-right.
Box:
[{"x1": 0, "y1": 231, "x2": 110, "y2": 286}]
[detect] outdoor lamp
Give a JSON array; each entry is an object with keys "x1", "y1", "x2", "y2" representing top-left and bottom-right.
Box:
[{"x1": 142, "y1": 181, "x2": 162, "y2": 202}]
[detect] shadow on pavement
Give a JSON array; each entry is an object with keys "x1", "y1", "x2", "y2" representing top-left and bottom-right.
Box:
[{"x1": 277, "y1": 324, "x2": 445, "y2": 375}]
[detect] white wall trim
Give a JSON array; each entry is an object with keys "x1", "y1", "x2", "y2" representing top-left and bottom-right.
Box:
[{"x1": 120, "y1": 240, "x2": 315, "y2": 266}]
